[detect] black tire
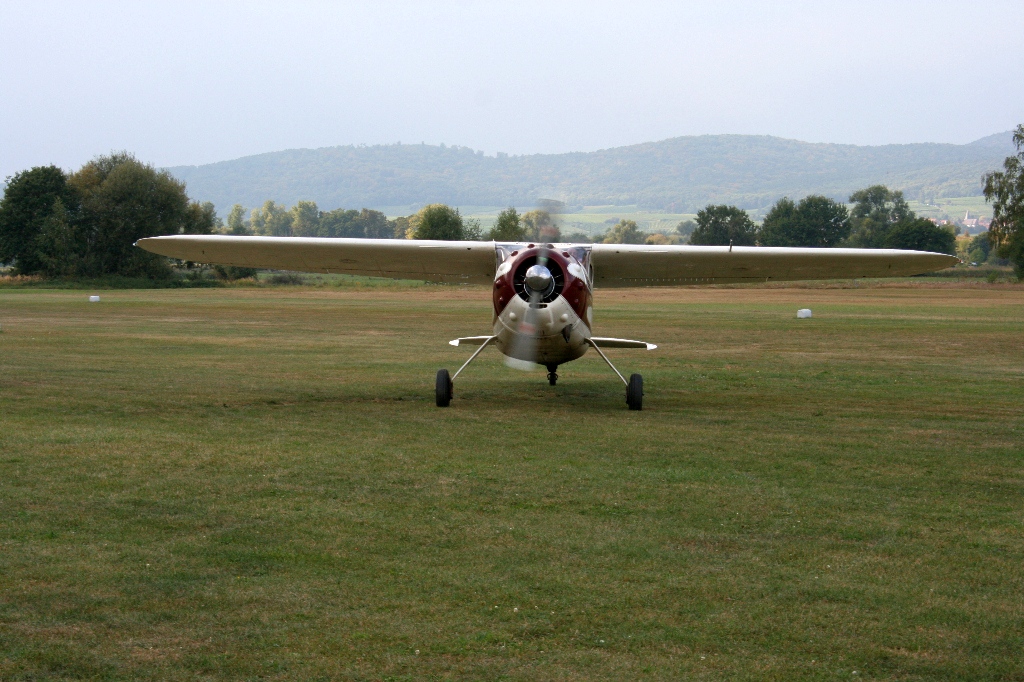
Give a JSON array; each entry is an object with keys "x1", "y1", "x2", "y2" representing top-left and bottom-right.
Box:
[
  {"x1": 626, "y1": 373, "x2": 643, "y2": 410},
  {"x1": 435, "y1": 369, "x2": 452, "y2": 407},
  {"x1": 547, "y1": 371, "x2": 558, "y2": 386}
]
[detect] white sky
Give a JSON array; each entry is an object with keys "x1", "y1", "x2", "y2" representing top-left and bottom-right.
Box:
[{"x1": 1, "y1": 0, "x2": 1022, "y2": 178}]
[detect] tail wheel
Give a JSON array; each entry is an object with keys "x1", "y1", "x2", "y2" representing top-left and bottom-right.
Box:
[
  {"x1": 626, "y1": 373, "x2": 643, "y2": 411},
  {"x1": 435, "y1": 369, "x2": 453, "y2": 407}
]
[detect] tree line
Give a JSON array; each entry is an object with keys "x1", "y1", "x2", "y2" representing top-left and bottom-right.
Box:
[
  {"x1": 0, "y1": 154, "x2": 216, "y2": 278},
  {"x1": 4, "y1": 129, "x2": 1023, "y2": 278},
  {"x1": 222, "y1": 185, "x2": 958, "y2": 254}
]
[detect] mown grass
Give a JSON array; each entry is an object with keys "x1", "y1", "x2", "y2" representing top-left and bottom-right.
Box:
[{"x1": 1, "y1": 283, "x2": 1022, "y2": 680}]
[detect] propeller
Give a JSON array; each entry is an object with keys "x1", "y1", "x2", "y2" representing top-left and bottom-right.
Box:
[
  {"x1": 504, "y1": 200, "x2": 567, "y2": 371},
  {"x1": 504, "y1": 247, "x2": 551, "y2": 370}
]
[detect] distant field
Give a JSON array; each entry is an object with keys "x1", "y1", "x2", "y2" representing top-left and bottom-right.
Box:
[
  {"x1": 1, "y1": 282, "x2": 1022, "y2": 680},
  {"x1": 909, "y1": 196, "x2": 993, "y2": 224}
]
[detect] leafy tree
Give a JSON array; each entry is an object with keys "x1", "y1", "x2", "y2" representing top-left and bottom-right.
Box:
[
  {"x1": 847, "y1": 185, "x2": 912, "y2": 248},
  {"x1": 290, "y1": 200, "x2": 320, "y2": 237},
  {"x1": 602, "y1": 219, "x2": 645, "y2": 244},
  {"x1": 319, "y1": 208, "x2": 362, "y2": 238},
  {"x1": 760, "y1": 195, "x2": 850, "y2": 247},
  {"x1": 966, "y1": 232, "x2": 992, "y2": 264},
  {"x1": 0, "y1": 165, "x2": 76, "y2": 274},
  {"x1": 35, "y1": 197, "x2": 82, "y2": 277},
  {"x1": 0, "y1": 154, "x2": 214, "y2": 278},
  {"x1": 883, "y1": 218, "x2": 956, "y2": 254},
  {"x1": 690, "y1": 205, "x2": 757, "y2": 246},
  {"x1": 226, "y1": 204, "x2": 251, "y2": 235},
  {"x1": 522, "y1": 210, "x2": 560, "y2": 242},
  {"x1": 758, "y1": 197, "x2": 797, "y2": 246},
  {"x1": 410, "y1": 203, "x2": 464, "y2": 240},
  {"x1": 359, "y1": 209, "x2": 395, "y2": 239},
  {"x1": 675, "y1": 220, "x2": 697, "y2": 239},
  {"x1": 983, "y1": 123, "x2": 1024, "y2": 277},
  {"x1": 251, "y1": 200, "x2": 292, "y2": 236},
  {"x1": 391, "y1": 216, "x2": 411, "y2": 239},
  {"x1": 65, "y1": 153, "x2": 215, "y2": 277},
  {"x1": 463, "y1": 218, "x2": 484, "y2": 241},
  {"x1": 645, "y1": 233, "x2": 672, "y2": 245},
  {"x1": 489, "y1": 207, "x2": 526, "y2": 241},
  {"x1": 562, "y1": 231, "x2": 592, "y2": 243}
]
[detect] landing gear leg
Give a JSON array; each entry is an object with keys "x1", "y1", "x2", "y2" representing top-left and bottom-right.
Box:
[
  {"x1": 436, "y1": 335, "x2": 495, "y2": 407},
  {"x1": 587, "y1": 338, "x2": 644, "y2": 410},
  {"x1": 546, "y1": 364, "x2": 559, "y2": 386}
]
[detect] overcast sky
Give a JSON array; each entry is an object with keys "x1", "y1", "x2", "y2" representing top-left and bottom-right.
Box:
[{"x1": 2, "y1": 0, "x2": 1022, "y2": 178}]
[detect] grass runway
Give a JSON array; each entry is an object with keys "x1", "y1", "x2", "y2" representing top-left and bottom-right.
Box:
[{"x1": 1, "y1": 282, "x2": 1022, "y2": 680}]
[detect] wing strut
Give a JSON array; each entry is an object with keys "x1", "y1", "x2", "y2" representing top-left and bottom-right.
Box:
[
  {"x1": 451, "y1": 335, "x2": 496, "y2": 381},
  {"x1": 586, "y1": 338, "x2": 628, "y2": 386}
]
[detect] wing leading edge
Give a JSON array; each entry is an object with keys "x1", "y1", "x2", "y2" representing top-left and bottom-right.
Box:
[
  {"x1": 136, "y1": 236, "x2": 958, "y2": 287},
  {"x1": 135, "y1": 235, "x2": 496, "y2": 284},
  {"x1": 590, "y1": 244, "x2": 958, "y2": 286}
]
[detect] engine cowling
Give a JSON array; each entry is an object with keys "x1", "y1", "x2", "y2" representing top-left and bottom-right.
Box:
[{"x1": 493, "y1": 245, "x2": 591, "y2": 325}]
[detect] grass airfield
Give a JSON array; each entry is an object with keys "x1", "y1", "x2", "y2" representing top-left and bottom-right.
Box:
[{"x1": 1, "y1": 281, "x2": 1022, "y2": 680}]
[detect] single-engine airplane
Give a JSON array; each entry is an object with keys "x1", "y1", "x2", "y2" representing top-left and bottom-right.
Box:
[{"x1": 136, "y1": 236, "x2": 957, "y2": 410}]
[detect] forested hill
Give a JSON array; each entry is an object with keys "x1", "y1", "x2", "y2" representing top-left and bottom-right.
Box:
[{"x1": 167, "y1": 132, "x2": 1015, "y2": 213}]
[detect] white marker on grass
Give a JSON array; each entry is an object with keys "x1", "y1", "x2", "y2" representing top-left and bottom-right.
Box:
[
  {"x1": 89, "y1": 295, "x2": 100, "y2": 302},
  {"x1": 797, "y1": 309, "x2": 812, "y2": 318}
]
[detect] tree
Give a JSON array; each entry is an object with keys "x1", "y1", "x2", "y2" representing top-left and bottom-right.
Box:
[
  {"x1": 675, "y1": 220, "x2": 697, "y2": 240},
  {"x1": 562, "y1": 231, "x2": 592, "y2": 243},
  {"x1": 0, "y1": 154, "x2": 214, "y2": 278},
  {"x1": 410, "y1": 203, "x2": 464, "y2": 240},
  {"x1": 758, "y1": 197, "x2": 797, "y2": 246},
  {"x1": 35, "y1": 197, "x2": 82, "y2": 277},
  {"x1": 359, "y1": 209, "x2": 395, "y2": 239},
  {"x1": 226, "y1": 204, "x2": 251, "y2": 235},
  {"x1": 983, "y1": 123, "x2": 1024, "y2": 277},
  {"x1": 251, "y1": 200, "x2": 292, "y2": 236},
  {"x1": 290, "y1": 200, "x2": 320, "y2": 237},
  {"x1": 66, "y1": 153, "x2": 215, "y2": 277},
  {"x1": 463, "y1": 218, "x2": 484, "y2": 241},
  {"x1": 883, "y1": 218, "x2": 956, "y2": 254},
  {"x1": 690, "y1": 205, "x2": 757, "y2": 246},
  {"x1": 847, "y1": 185, "x2": 912, "y2": 248},
  {"x1": 966, "y1": 232, "x2": 992, "y2": 264},
  {"x1": 319, "y1": 208, "x2": 361, "y2": 238},
  {"x1": 391, "y1": 216, "x2": 411, "y2": 239},
  {"x1": 0, "y1": 166, "x2": 76, "y2": 274},
  {"x1": 602, "y1": 219, "x2": 645, "y2": 244},
  {"x1": 760, "y1": 195, "x2": 850, "y2": 247},
  {"x1": 522, "y1": 210, "x2": 560, "y2": 242},
  {"x1": 489, "y1": 207, "x2": 526, "y2": 241}
]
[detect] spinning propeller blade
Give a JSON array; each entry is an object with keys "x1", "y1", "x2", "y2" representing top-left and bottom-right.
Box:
[
  {"x1": 504, "y1": 245, "x2": 550, "y2": 370},
  {"x1": 505, "y1": 200, "x2": 565, "y2": 371}
]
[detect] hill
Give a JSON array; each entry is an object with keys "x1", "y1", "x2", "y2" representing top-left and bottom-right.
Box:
[{"x1": 166, "y1": 132, "x2": 1016, "y2": 213}]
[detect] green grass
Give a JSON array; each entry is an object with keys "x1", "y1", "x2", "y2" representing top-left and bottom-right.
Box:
[{"x1": 1, "y1": 282, "x2": 1022, "y2": 680}]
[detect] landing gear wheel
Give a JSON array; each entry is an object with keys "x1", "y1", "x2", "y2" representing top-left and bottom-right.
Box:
[
  {"x1": 626, "y1": 373, "x2": 643, "y2": 411},
  {"x1": 546, "y1": 364, "x2": 559, "y2": 386},
  {"x1": 435, "y1": 369, "x2": 452, "y2": 407}
]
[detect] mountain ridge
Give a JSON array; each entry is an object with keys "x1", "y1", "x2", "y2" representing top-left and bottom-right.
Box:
[{"x1": 166, "y1": 132, "x2": 1016, "y2": 213}]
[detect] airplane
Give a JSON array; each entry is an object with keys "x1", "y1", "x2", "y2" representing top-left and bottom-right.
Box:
[{"x1": 136, "y1": 236, "x2": 958, "y2": 410}]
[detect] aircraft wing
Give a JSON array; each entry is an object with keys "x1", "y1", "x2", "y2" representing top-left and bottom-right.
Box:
[
  {"x1": 137, "y1": 236, "x2": 957, "y2": 287},
  {"x1": 135, "y1": 235, "x2": 496, "y2": 284},
  {"x1": 589, "y1": 244, "x2": 958, "y2": 286}
]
